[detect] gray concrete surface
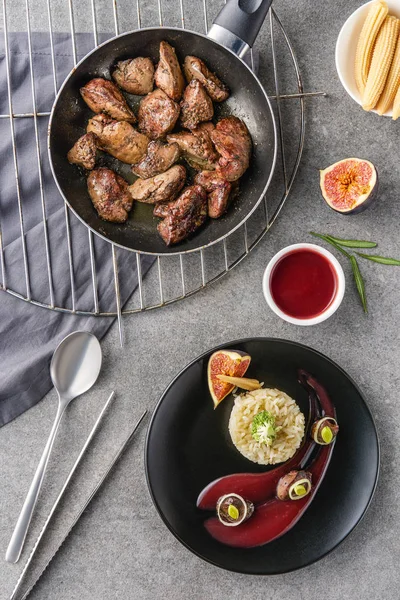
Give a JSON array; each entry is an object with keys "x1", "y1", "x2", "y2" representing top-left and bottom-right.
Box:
[{"x1": 1, "y1": 0, "x2": 400, "y2": 598}]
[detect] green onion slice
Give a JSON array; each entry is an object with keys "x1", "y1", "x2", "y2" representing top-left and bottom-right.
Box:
[
  {"x1": 321, "y1": 426, "x2": 333, "y2": 444},
  {"x1": 312, "y1": 417, "x2": 339, "y2": 445},
  {"x1": 288, "y1": 478, "x2": 312, "y2": 500},
  {"x1": 228, "y1": 504, "x2": 239, "y2": 520}
]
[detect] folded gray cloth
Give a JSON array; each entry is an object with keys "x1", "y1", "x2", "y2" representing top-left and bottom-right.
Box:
[{"x1": 0, "y1": 32, "x2": 154, "y2": 426}]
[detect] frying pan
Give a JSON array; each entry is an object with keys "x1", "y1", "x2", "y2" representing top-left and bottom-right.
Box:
[{"x1": 48, "y1": 0, "x2": 277, "y2": 255}]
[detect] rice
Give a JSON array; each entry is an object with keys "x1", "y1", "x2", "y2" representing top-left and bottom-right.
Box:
[{"x1": 228, "y1": 388, "x2": 305, "y2": 465}]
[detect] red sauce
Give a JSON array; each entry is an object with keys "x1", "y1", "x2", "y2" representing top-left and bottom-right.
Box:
[
  {"x1": 204, "y1": 443, "x2": 334, "y2": 548},
  {"x1": 270, "y1": 249, "x2": 337, "y2": 319},
  {"x1": 203, "y1": 372, "x2": 337, "y2": 548}
]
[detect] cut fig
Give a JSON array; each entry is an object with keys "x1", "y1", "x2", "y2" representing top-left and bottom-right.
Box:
[
  {"x1": 320, "y1": 158, "x2": 378, "y2": 215},
  {"x1": 208, "y1": 350, "x2": 251, "y2": 408}
]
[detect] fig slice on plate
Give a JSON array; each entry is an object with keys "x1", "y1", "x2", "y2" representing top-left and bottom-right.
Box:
[
  {"x1": 208, "y1": 350, "x2": 251, "y2": 408},
  {"x1": 320, "y1": 158, "x2": 378, "y2": 215}
]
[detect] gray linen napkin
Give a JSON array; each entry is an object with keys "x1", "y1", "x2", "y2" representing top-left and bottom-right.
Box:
[{"x1": 0, "y1": 32, "x2": 154, "y2": 426}]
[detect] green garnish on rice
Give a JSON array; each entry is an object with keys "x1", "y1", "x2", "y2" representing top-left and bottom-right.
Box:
[
  {"x1": 229, "y1": 388, "x2": 304, "y2": 465},
  {"x1": 251, "y1": 410, "x2": 278, "y2": 446}
]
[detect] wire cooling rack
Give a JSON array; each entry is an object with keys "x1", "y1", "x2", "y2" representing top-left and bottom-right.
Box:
[{"x1": 0, "y1": 0, "x2": 324, "y2": 345}]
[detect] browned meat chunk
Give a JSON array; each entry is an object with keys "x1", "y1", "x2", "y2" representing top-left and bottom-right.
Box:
[
  {"x1": 87, "y1": 114, "x2": 149, "y2": 164},
  {"x1": 131, "y1": 140, "x2": 180, "y2": 179},
  {"x1": 138, "y1": 88, "x2": 180, "y2": 140},
  {"x1": 193, "y1": 121, "x2": 215, "y2": 137},
  {"x1": 67, "y1": 132, "x2": 98, "y2": 170},
  {"x1": 80, "y1": 78, "x2": 136, "y2": 122},
  {"x1": 184, "y1": 56, "x2": 229, "y2": 102},
  {"x1": 194, "y1": 170, "x2": 231, "y2": 218},
  {"x1": 87, "y1": 168, "x2": 133, "y2": 223},
  {"x1": 180, "y1": 80, "x2": 214, "y2": 130},
  {"x1": 153, "y1": 201, "x2": 173, "y2": 218},
  {"x1": 129, "y1": 165, "x2": 186, "y2": 204},
  {"x1": 154, "y1": 41, "x2": 185, "y2": 101},
  {"x1": 167, "y1": 128, "x2": 218, "y2": 170},
  {"x1": 156, "y1": 185, "x2": 207, "y2": 245},
  {"x1": 211, "y1": 116, "x2": 252, "y2": 181},
  {"x1": 276, "y1": 470, "x2": 312, "y2": 501},
  {"x1": 112, "y1": 57, "x2": 154, "y2": 95}
]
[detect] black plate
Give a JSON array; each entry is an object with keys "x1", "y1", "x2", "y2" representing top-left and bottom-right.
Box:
[{"x1": 145, "y1": 338, "x2": 379, "y2": 574}]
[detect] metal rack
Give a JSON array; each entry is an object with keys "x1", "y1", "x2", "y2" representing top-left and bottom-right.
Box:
[{"x1": 0, "y1": 0, "x2": 324, "y2": 345}]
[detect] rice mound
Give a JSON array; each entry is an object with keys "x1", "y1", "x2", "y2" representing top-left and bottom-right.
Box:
[{"x1": 229, "y1": 388, "x2": 305, "y2": 465}]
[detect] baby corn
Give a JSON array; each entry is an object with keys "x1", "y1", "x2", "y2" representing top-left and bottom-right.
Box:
[
  {"x1": 355, "y1": 1, "x2": 388, "y2": 95},
  {"x1": 362, "y1": 15, "x2": 400, "y2": 111},
  {"x1": 376, "y1": 33, "x2": 400, "y2": 114},
  {"x1": 392, "y1": 84, "x2": 400, "y2": 119}
]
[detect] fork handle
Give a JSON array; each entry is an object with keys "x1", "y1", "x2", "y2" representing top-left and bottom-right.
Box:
[{"x1": 6, "y1": 403, "x2": 66, "y2": 563}]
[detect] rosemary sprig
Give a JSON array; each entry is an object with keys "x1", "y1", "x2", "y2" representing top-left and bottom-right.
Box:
[
  {"x1": 310, "y1": 231, "x2": 366, "y2": 312},
  {"x1": 310, "y1": 231, "x2": 400, "y2": 313},
  {"x1": 323, "y1": 235, "x2": 377, "y2": 249},
  {"x1": 309, "y1": 232, "x2": 351, "y2": 258},
  {"x1": 356, "y1": 253, "x2": 400, "y2": 266},
  {"x1": 349, "y1": 256, "x2": 368, "y2": 313}
]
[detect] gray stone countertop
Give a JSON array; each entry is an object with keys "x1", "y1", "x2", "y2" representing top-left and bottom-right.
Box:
[{"x1": 0, "y1": 0, "x2": 399, "y2": 598}]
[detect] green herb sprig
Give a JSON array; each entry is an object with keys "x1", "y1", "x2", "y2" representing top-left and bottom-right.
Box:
[
  {"x1": 349, "y1": 256, "x2": 368, "y2": 313},
  {"x1": 321, "y1": 235, "x2": 377, "y2": 249},
  {"x1": 309, "y1": 232, "x2": 400, "y2": 313},
  {"x1": 355, "y1": 253, "x2": 400, "y2": 266}
]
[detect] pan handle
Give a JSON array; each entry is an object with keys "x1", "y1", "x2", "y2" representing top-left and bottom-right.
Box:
[{"x1": 208, "y1": 0, "x2": 273, "y2": 57}]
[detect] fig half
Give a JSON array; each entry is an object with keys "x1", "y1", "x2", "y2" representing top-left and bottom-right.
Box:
[
  {"x1": 320, "y1": 158, "x2": 378, "y2": 215},
  {"x1": 207, "y1": 350, "x2": 251, "y2": 408}
]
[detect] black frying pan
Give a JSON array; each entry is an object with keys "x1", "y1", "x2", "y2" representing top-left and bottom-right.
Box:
[{"x1": 48, "y1": 0, "x2": 277, "y2": 255}]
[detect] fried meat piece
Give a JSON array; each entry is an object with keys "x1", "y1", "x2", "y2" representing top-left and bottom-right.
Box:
[
  {"x1": 67, "y1": 132, "x2": 98, "y2": 170},
  {"x1": 87, "y1": 168, "x2": 133, "y2": 223},
  {"x1": 154, "y1": 41, "x2": 185, "y2": 101},
  {"x1": 194, "y1": 170, "x2": 231, "y2": 218},
  {"x1": 87, "y1": 114, "x2": 149, "y2": 164},
  {"x1": 183, "y1": 56, "x2": 229, "y2": 102},
  {"x1": 131, "y1": 140, "x2": 180, "y2": 179},
  {"x1": 156, "y1": 184, "x2": 208, "y2": 245},
  {"x1": 138, "y1": 88, "x2": 180, "y2": 140},
  {"x1": 167, "y1": 127, "x2": 218, "y2": 170},
  {"x1": 129, "y1": 165, "x2": 186, "y2": 204},
  {"x1": 211, "y1": 116, "x2": 251, "y2": 181},
  {"x1": 112, "y1": 57, "x2": 154, "y2": 95},
  {"x1": 180, "y1": 80, "x2": 214, "y2": 130},
  {"x1": 80, "y1": 78, "x2": 136, "y2": 122}
]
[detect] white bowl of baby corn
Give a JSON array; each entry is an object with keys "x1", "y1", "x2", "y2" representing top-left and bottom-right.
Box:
[{"x1": 336, "y1": 0, "x2": 400, "y2": 117}]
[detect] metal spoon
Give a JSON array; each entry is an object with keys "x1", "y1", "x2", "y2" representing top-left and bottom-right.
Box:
[{"x1": 6, "y1": 331, "x2": 102, "y2": 564}]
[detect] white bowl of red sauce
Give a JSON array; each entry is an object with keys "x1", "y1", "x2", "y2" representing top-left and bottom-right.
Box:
[{"x1": 263, "y1": 243, "x2": 345, "y2": 325}]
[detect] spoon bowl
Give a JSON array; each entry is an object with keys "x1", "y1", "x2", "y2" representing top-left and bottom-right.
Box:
[{"x1": 50, "y1": 331, "x2": 102, "y2": 402}]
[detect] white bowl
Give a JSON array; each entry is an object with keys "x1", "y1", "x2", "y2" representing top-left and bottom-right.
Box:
[
  {"x1": 262, "y1": 243, "x2": 346, "y2": 326},
  {"x1": 335, "y1": 0, "x2": 400, "y2": 116}
]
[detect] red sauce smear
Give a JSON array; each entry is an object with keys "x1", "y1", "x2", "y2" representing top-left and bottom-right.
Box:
[
  {"x1": 204, "y1": 442, "x2": 334, "y2": 547},
  {"x1": 270, "y1": 249, "x2": 338, "y2": 319},
  {"x1": 297, "y1": 369, "x2": 335, "y2": 417},
  {"x1": 203, "y1": 371, "x2": 337, "y2": 548},
  {"x1": 197, "y1": 389, "x2": 318, "y2": 510}
]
